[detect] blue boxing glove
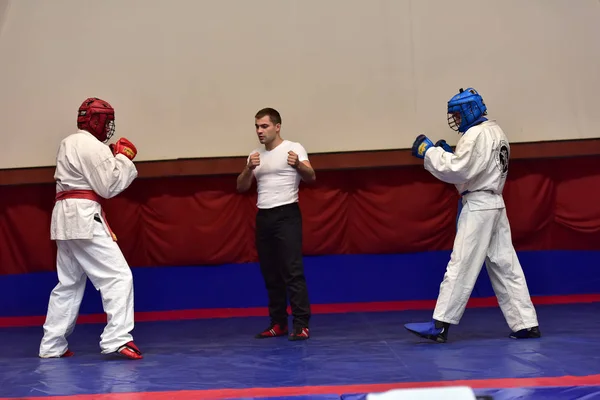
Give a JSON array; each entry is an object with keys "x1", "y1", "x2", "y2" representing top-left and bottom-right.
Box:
[
  {"x1": 412, "y1": 134, "x2": 434, "y2": 159},
  {"x1": 435, "y1": 139, "x2": 453, "y2": 153}
]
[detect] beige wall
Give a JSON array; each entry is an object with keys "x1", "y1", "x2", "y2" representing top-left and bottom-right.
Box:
[{"x1": 0, "y1": 0, "x2": 598, "y2": 169}]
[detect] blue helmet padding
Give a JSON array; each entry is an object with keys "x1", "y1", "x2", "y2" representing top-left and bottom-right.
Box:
[{"x1": 447, "y1": 88, "x2": 487, "y2": 133}]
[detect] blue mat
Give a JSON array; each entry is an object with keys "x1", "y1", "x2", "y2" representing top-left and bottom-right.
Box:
[
  {"x1": 230, "y1": 386, "x2": 600, "y2": 399},
  {"x1": 1, "y1": 303, "x2": 599, "y2": 398}
]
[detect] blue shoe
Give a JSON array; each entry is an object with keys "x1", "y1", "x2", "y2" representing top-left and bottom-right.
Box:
[{"x1": 404, "y1": 321, "x2": 449, "y2": 343}]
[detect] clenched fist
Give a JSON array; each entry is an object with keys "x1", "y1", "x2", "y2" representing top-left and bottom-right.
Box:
[
  {"x1": 287, "y1": 151, "x2": 300, "y2": 168},
  {"x1": 247, "y1": 152, "x2": 260, "y2": 170}
]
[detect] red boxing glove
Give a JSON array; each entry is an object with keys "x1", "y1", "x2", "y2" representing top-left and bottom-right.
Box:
[{"x1": 111, "y1": 138, "x2": 137, "y2": 161}]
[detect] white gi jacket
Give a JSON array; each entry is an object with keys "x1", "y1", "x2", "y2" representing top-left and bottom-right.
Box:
[
  {"x1": 424, "y1": 120, "x2": 510, "y2": 210},
  {"x1": 51, "y1": 130, "x2": 138, "y2": 240}
]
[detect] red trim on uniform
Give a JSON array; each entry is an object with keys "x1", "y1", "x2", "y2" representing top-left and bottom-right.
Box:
[
  {"x1": 1, "y1": 294, "x2": 599, "y2": 328},
  {"x1": 55, "y1": 190, "x2": 117, "y2": 241}
]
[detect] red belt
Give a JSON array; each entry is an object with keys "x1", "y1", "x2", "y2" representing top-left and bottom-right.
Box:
[{"x1": 55, "y1": 190, "x2": 117, "y2": 241}]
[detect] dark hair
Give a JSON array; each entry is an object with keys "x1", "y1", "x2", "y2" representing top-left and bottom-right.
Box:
[{"x1": 255, "y1": 107, "x2": 281, "y2": 125}]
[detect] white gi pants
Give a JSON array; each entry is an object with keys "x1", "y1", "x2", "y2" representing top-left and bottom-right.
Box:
[
  {"x1": 433, "y1": 200, "x2": 539, "y2": 332},
  {"x1": 39, "y1": 218, "x2": 135, "y2": 357}
]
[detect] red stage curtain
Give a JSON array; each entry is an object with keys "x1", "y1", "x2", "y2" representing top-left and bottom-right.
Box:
[
  {"x1": 1, "y1": 156, "x2": 600, "y2": 275},
  {"x1": 551, "y1": 157, "x2": 600, "y2": 249},
  {"x1": 0, "y1": 183, "x2": 56, "y2": 274},
  {"x1": 344, "y1": 168, "x2": 457, "y2": 254},
  {"x1": 502, "y1": 159, "x2": 556, "y2": 250}
]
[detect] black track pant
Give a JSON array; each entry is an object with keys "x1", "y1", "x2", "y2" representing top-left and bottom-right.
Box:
[{"x1": 255, "y1": 202, "x2": 311, "y2": 328}]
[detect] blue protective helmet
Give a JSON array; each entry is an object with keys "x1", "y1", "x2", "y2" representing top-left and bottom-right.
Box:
[{"x1": 447, "y1": 88, "x2": 487, "y2": 133}]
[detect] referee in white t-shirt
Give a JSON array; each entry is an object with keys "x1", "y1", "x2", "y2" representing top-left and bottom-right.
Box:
[{"x1": 236, "y1": 108, "x2": 316, "y2": 341}]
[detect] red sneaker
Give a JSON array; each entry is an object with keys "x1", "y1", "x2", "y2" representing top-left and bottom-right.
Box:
[
  {"x1": 61, "y1": 349, "x2": 74, "y2": 357},
  {"x1": 117, "y1": 341, "x2": 143, "y2": 360},
  {"x1": 289, "y1": 327, "x2": 310, "y2": 341},
  {"x1": 39, "y1": 349, "x2": 74, "y2": 359},
  {"x1": 255, "y1": 323, "x2": 288, "y2": 338}
]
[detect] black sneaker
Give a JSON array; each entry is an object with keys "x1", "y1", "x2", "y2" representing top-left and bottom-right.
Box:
[{"x1": 509, "y1": 326, "x2": 541, "y2": 339}]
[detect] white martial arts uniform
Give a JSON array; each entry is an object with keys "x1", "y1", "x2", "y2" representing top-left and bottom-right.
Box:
[
  {"x1": 423, "y1": 120, "x2": 538, "y2": 332},
  {"x1": 39, "y1": 129, "x2": 138, "y2": 357}
]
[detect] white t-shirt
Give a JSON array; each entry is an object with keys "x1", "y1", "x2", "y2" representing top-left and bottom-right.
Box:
[{"x1": 248, "y1": 139, "x2": 309, "y2": 209}]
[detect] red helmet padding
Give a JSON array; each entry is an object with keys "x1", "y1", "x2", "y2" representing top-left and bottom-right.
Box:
[{"x1": 77, "y1": 97, "x2": 115, "y2": 142}]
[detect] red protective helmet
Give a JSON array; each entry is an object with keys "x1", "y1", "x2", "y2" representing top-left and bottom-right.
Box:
[{"x1": 77, "y1": 97, "x2": 115, "y2": 142}]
